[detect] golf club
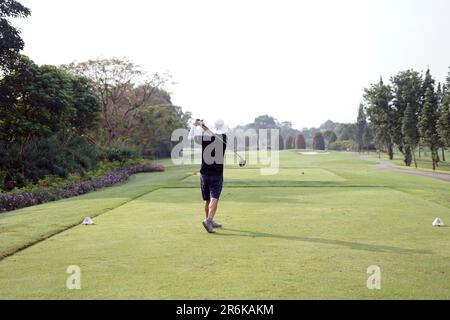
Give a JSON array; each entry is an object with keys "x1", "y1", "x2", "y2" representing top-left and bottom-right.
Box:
[{"x1": 195, "y1": 119, "x2": 247, "y2": 167}]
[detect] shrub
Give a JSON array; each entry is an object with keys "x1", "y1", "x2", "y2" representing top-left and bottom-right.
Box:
[
  {"x1": 312, "y1": 132, "x2": 325, "y2": 150},
  {"x1": 0, "y1": 163, "x2": 165, "y2": 213},
  {"x1": 98, "y1": 143, "x2": 142, "y2": 162},
  {"x1": 0, "y1": 133, "x2": 98, "y2": 190},
  {"x1": 285, "y1": 136, "x2": 294, "y2": 149},
  {"x1": 295, "y1": 134, "x2": 306, "y2": 149},
  {"x1": 328, "y1": 140, "x2": 359, "y2": 151}
]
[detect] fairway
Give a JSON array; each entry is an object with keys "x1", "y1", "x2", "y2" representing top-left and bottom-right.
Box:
[{"x1": 1, "y1": 151, "x2": 450, "y2": 299}]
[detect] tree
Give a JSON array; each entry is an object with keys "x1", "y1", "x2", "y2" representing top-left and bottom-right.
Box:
[
  {"x1": 300, "y1": 127, "x2": 319, "y2": 146},
  {"x1": 278, "y1": 135, "x2": 284, "y2": 150},
  {"x1": 295, "y1": 134, "x2": 306, "y2": 149},
  {"x1": 0, "y1": 56, "x2": 100, "y2": 144},
  {"x1": 418, "y1": 88, "x2": 440, "y2": 171},
  {"x1": 62, "y1": 58, "x2": 170, "y2": 145},
  {"x1": 70, "y1": 76, "x2": 103, "y2": 135},
  {"x1": 323, "y1": 130, "x2": 337, "y2": 147},
  {"x1": 356, "y1": 104, "x2": 367, "y2": 152},
  {"x1": 391, "y1": 70, "x2": 422, "y2": 165},
  {"x1": 250, "y1": 115, "x2": 278, "y2": 130},
  {"x1": 335, "y1": 123, "x2": 356, "y2": 141},
  {"x1": 436, "y1": 82, "x2": 445, "y2": 161},
  {"x1": 0, "y1": 56, "x2": 101, "y2": 189},
  {"x1": 402, "y1": 103, "x2": 419, "y2": 167},
  {"x1": 364, "y1": 77, "x2": 395, "y2": 159},
  {"x1": 279, "y1": 121, "x2": 299, "y2": 140},
  {"x1": 0, "y1": 0, "x2": 30, "y2": 70},
  {"x1": 285, "y1": 135, "x2": 294, "y2": 149},
  {"x1": 422, "y1": 68, "x2": 438, "y2": 107},
  {"x1": 437, "y1": 70, "x2": 450, "y2": 160},
  {"x1": 362, "y1": 124, "x2": 373, "y2": 153},
  {"x1": 437, "y1": 101, "x2": 450, "y2": 159},
  {"x1": 312, "y1": 132, "x2": 325, "y2": 150},
  {"x1": 320, "y1": 120, "x2": 337, "y2": 132},
  {"x1": 437, "y1": 83, "x2": 444, "y2": 107},
  {"x1": 129, "y1": 104, "x2": 191, "y2": 157}
]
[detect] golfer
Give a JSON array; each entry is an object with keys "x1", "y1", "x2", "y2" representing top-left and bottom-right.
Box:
[{"x1": 189, "y1": 119, "x2": 228, "y2": 234}]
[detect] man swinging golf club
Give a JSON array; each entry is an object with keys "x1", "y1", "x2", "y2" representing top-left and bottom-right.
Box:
[{"x1": 189, "y1": 119, "x2": 229, "y2": 234}]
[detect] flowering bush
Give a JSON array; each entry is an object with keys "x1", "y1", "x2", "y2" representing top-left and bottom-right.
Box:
[{"x1": 0, "y1": 164, "x2": 165, "y2": 213}]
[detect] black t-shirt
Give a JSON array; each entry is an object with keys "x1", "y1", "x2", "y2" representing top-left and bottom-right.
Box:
[{"x1": 201, "y1": 134, "x2": 227, "y2": 176}]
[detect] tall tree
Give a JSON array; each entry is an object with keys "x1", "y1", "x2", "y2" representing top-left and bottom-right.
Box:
[
  {"x1": 62, "y1": 58, "x2": 170, "y2": 145},
  {"x1": 364, "y1": 77, "x2": 395, "y2": 159},
  {"x1": 422, "y1": 68, "x2": 438, "y2": 107},
  {"x1": 402, "y1": 103, "x2": 419, "y2": 167},
  {"x1": 437, "y1": 70, "x2": 450, "y2": 161},
  {"x1": 323, "y1": 130, "x2": 337, "y2": 147},
  {"x1": 250, "y1": 115, "x2": 278, "y2": 130},
  {"x1": 391, "y1": 70, "x2": 423, "y2": 166},
  {"x1": 335, "y1": 123, "x2": 356, "y2": 141},
  {"x1": 356, "y1": 103, "x2": 367, "y2": 152},
  {"x1": 129, "y1": 104, "x2": 191, "y2": 157},
  {"x1": 0, "y1": 0, "x2": 30, "y2": 71},
  {"x1": 437, "y1": 101, "x2": 450, "y2": 160},
  {"x1": 0, "y1": 56, "x2": 100, "y2": 144},
  {"x1": 295, "y1": 134, "x2": 306, "y2": 149},
  {"x1": 285, "y1": 135, "x2": 294, "y2": 149},
  {"x1": 418, "y1": 88, "x2": 440, "y2": 171},
  {"x1": 312, "y1": 132, "x2": 325, "y2": 150},
  {"x1": 362, "y1": 124, "x2": 373, "y2": 153},
  {"x1": 278, "y1": 135, "x2": 285, "y2": 150},
  {"x1": 279, "y1": 121, "x2": 299, "y2": 140},
  {"x1": 436, "y1": 82, "x2": 446, "y2": 161},
  {"x1": 436, "y1": 83, "x2": 444, "y2": 107},
  {"x1": 320, "y1": 120, "x2": 337, "y2": 132}
]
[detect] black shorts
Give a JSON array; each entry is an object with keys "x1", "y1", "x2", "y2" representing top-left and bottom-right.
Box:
[{"x1": 200, "y1": 175, "x2": 223, "y2": 201}]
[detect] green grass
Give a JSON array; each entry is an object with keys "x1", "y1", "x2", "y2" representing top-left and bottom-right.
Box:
[
  {"x1": 376, "y1": 149, "x2": 450, "y2": 172},
  {"x1": 0, "y1": 151, "x2": 450, "y2": 299}
]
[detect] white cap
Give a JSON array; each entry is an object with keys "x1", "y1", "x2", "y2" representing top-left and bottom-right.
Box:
[{"x1": 211, "y1": 119, "x2": 229, "y2": 134}]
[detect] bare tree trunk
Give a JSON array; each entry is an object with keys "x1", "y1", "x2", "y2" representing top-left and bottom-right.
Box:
[
  {"x1": 412, "y1": 148, "x2": 417, "y2": 168},
  {"x1": 432, "y1": 149, "x2": 437, "y2": 171},
  {"x1": 442, "y1": 148, "x2": 446, "y2": 162},
  {"x1": 388, "y1": 144, "x2": 394, "y2": 160}
]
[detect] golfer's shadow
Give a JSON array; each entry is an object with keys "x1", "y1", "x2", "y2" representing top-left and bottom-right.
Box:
[{"x1": 215, "y1": 229, "x2": 432, "y2": 255}]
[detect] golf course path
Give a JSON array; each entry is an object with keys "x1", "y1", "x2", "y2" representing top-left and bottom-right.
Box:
[{"x1": 361, "y1": 156, "x2": 450, "y2": 183}]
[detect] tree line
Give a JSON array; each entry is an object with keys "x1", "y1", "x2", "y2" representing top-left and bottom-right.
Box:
[
  {"x1": 362, "y1": 68, "x2": 450, "y2": 170},
  {"x1": 237, "y1": 114, "x2": 326, "y2": 151},
  {"x1": 0, "y1": 1, "x2": 191, "y2": 190}
]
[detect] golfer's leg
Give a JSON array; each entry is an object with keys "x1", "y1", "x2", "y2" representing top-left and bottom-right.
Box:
[
  {"x1": 208, "y1": 198, "x2": 219, "y2": 220},
  {"x1": 207, "y1": 176, "x2": 223, "y2": 221},
  {"x1": 204, "y1": 200, "x2": 210, "y2": 219},
  {"x1": 200, "y1": 175, "x2": 211, "y2": 219}
]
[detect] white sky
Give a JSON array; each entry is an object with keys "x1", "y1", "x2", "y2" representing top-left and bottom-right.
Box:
[{"x1": 13, "y1": 0, "x2": 450, "y2": 129}]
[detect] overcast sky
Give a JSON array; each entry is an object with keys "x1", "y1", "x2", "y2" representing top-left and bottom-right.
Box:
[{"x1": 13, "y1": 0, "x2": 450, "y2": 129}]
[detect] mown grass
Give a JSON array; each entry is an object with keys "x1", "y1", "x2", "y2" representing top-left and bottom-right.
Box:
[
  {"x1": 375, "y1": 149, "x2": 450, "y2": 172},
  {"x1": 0, "y1": 151, "x2": 449, "y2": 299}
]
